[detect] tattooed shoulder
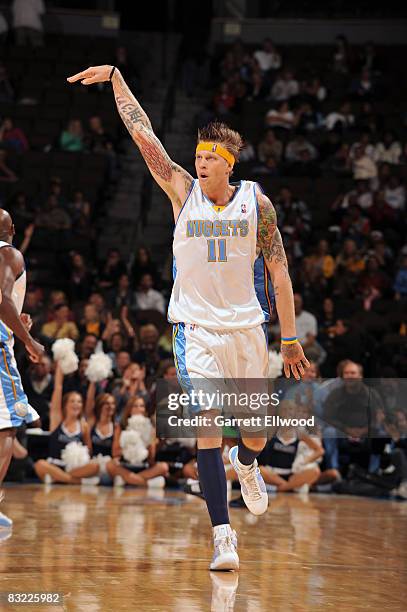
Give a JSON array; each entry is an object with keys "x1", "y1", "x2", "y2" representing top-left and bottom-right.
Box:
[
  {"x1": 256, "y1": 192, "x2": 287, "y2": 266},
  {"x1": 256, "y1": 192, "x2": 277, "y2": 249}
]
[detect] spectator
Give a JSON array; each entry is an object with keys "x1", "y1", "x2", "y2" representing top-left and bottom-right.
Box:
[
  {"x1": 367, "y1": 191, "x2": 397, "y2": 229},
  {"x1": 285, "y1": 133, "x2": 318, "y2": 163},
  {"x1": 107, "y1": 273, "x2": 134, "y2": 312},
  {"x1": 335, "y1": 239, "x2": 365, "y2": 276},
  {"x1": 98, "y1": 248, "x2": 127, "y2": 290},
  {"x1": 359, "y1": 41, "x2": 381, "y2": 73},
  {"x1": 394, "y1": 255, "x2": 407, "y2": 299},
  {"x1": 239, "y1": 140, "x2": 256, "y2": 162},
  {"x1": 350, "y1": 69, "x2": 376, "y2": 100},
  {"x1": 332, "y1": 34, "x2": 351, "y2": 74},
  {"x1": 59, "y1": 119, "x2": 84, "y2": 152},
  {"x1": 213, "y1": 82, "x2": 235, "y2": 115},
  {"x1": 341, "y1": 204, "x2": 371, "y2": 242},
  {"x1": 275, "y1": 187, "x2": 311, "y2": 233},
  {"x1": 133, "y1": 324, "x2": 171, "y2": 381},
  {"x1": 68, "y1": 252, "x2": 92, "y2": 303},
  {"x1": 257, "y1": 129, "x2": 283, "y2": 163},
  {"x1": 270, "y1": 70, "x2": 299, "y2": 102},
  {"x1": 306, "y1": 239, "x2": 336, "y2": 281},
  {"x1": 384, "y1": 176, "x2": 405, "y2": 211},
  {"x1": 0, "y1": 117, "x2": 29, "y2": 152},
  {"x1": 112, "y1": 362, "x2": 149, "y2": 416},
  {"x1": 325, "y1": 101, "x2": 355, "y2": 131},
  {"x1": 114, "y1": 45, "x2": 140, "y2": 87},
  {"x1": 131, "y1": 246, "x2": 158, "y2": 288},
  {"x1": 78, "y1": 333, "x2": 98, "y2": 360},
  {"x1": 86, "y1": 115, "x2": 114, "y2": 153},
  {"x1": 0, "y1": 63, "x2": 14, "y2": 103},
  {"x1": 41, "y1": 303, "x2": 79, "y2": 341},
  {"x1": 36, "y1": 194, "x2": 71, "y2": 230},
  {"x1": 373, "y1": 132, "x2": 402, "y2": 165},
  {"x1": 351, "y1": 145, "x2": 378, "y2": 182},
  {"x1": 67, "y1": 191, "x2": 92, "y2": 234},
  {"x1": 357, "y1": 255, "x2": 391, "y2": 300},
  {"x1": 253, "y1": 39, "x2": 282, "y2": 75},
  {"x1": 348, "y1": 132, "x2": 375, "y2": 161},
  {"x1": 0, "y1": 150, "x2": 17, "y2": 182},
  {"x1": 246, "y1": 71, "x2": 268, "y2": 101},
  {"x1": 266, "y1": 101, "x2": 297, "y2": 130},
  {"x1": 80, "y1": 303, "x2": 104, "y2": 339},
  {"x1": 294, "y1": 293, "x2": 318, "y2": 347},
  {"x1": 111, "y1": 349, "x2": 132, "y2": 378},
  {"x1": 12, "y1": 0, "x2": 45, "y2": 47},
  {"x1": 135, "y1": 273, "x2": 166, "y2": 315},
  {"x1": 303, "y1": 77, "x2": 327, "y2": 104}
]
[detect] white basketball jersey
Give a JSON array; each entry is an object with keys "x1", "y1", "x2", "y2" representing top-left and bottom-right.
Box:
[
  {"x1": 168, "y1": 180, "x2": 273, "y2": 330},
  {"x1": 0, "y1": 240, "x2": 26, "y2": 317}
]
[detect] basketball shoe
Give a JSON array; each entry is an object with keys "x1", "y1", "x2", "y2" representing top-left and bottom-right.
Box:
[
  {"x1": 210, "y1": 524, "x2": 239, "y2": 571},
  {"x1": 228, "y1": 446, "x2": 268, "y2": 515},
  {"x1": 0, "y1": 492, "x2": 12, "y2": 528}
]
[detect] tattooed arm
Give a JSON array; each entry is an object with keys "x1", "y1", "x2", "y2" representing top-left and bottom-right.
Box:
[
  {"x1": 67, "y1": 65, "x2": 193, "y2": 220},
  {"x1": 256, "y1": 188, "x2": 309, "y2": 379}
]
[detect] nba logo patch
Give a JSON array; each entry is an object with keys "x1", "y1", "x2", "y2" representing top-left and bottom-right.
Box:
[{"x1": 241, "y1": 203, "x2": 247, "y2": 213}]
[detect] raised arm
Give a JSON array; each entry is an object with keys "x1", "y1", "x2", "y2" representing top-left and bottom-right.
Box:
[
  {"x1": 49, "y1": 362, "x2": 64, "y2": 432},
  {"x1": 256, "y1": 188, "x2": 310, "y2": 379},
  {"x1": 67, "y1": 66, "x2": 193, "y2": 220}
]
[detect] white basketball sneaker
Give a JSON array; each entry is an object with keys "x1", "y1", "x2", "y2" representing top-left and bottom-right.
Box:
[
  {"x1": 210, "y1": 524, "x2": 239, "y2": 571},
  {"x1": 229, "y1": 446, "x2": 268, "y2": 516},
  {"x1": 0, "y1": 491, "x2": 12, "y2": 529},
  {"x1": 0, "y1": 512, "x2": 12, "y2": 528}
]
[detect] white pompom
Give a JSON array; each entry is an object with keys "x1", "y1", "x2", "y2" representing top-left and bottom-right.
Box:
[
  {"x1": 52, "y1": 338, "x2": 76, "y2": 361},
  {"x1": 268, "y1": 350, "x2": 284, "y2": 379},
  {"x1": 120, "y1": 429, "x2": 149, "y2": 465},
  {"x1": 52, "y1": 338, "x2": 79, "y2": 375},
  {"x1": 95, "y1": 453, "x2": 112, "y2": 475},
  {"x1": 60, "y1": 352, "x2": 79, "y2": 375},
  {"x1": 61, "y1": 441, "x2": 90, "y2": 471},
  {"x1": 85, "y1": 352, "x2": 113, "y2": 383},
  {"x1": 126, "y1": 414, "x2": 153, "y2": 447}
]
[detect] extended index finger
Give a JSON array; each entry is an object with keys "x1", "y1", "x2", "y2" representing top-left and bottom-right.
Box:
[{"x1": 67, "y1": 69, "x2": 91, "y2": 83}]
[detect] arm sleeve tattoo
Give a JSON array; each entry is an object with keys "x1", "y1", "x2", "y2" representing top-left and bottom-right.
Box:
[
  {"x1": 112, "y1": 70, "x2": 192, "y2": 203},
  {"x1": 256, "y1": 192, "x2": 288, "y2": 268}
]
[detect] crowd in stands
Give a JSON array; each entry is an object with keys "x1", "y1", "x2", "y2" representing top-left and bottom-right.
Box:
[{"x1": 1, "y1": 29, "x2": 406, "y2": 501}]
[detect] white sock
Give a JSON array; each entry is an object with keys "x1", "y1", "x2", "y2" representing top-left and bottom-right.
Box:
[{"x1": 213, "y1": 523, "x2": 232, "y2": 538}]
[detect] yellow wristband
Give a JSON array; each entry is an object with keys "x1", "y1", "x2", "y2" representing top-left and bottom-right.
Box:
[{"x1": 281, "y1": 339, "x2": 298, "y2": 345}]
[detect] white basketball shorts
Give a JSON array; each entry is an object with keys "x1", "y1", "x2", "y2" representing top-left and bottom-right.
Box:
[{"x1": 0, "y1": 339, "x2": 39, "y2": 430}]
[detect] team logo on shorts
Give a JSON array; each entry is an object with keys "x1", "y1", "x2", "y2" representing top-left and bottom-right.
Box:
[
  {"x1": 14, "y1": 402, "x2": 28, "y2": 417},
  {"x1": 241, "y1": 203, "x2": 247, "y2": 213}
]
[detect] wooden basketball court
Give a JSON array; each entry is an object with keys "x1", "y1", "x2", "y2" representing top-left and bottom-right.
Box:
[{"x1": 1, "y1": 485, "x2": 406, "y2": 611}]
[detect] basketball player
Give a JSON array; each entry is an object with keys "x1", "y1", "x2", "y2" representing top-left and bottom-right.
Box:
[
  {"x1": 68, "y1": 66, "x2": 309, "y2": 570},
  {"x1": 0, "y1": 210, "x2": 45, "y2": 528}
]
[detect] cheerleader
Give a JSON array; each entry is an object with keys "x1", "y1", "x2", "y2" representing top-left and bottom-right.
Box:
[
  {"x1": 34, "y1": 363, "x2": 99, "y2": 484},
  {"x1": 106, "y1": 396, "x2": 168, "y2": 486}
]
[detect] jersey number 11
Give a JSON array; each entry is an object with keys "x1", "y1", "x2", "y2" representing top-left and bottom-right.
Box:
[{"x1": 207, "y1": 239, "x2": 227, "y2": 262}]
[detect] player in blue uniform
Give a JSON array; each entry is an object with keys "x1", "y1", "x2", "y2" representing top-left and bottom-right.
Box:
[{"x1": 0, "y1": 210, "x2": 45, "y2": 529}]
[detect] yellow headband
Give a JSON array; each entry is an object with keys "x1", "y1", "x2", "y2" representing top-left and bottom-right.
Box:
[{"x1": 196, "y1": 142, "x2": 235, "y2": 167}]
